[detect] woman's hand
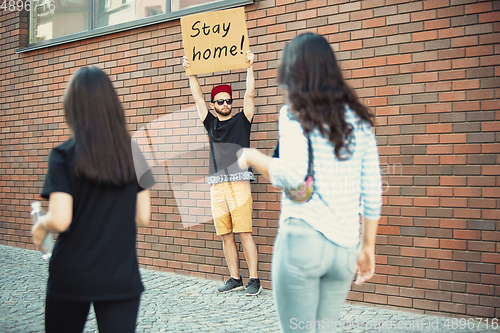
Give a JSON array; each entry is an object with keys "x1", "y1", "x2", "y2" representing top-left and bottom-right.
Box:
[
  {"x1": 354, "y1": 245, "x2": 375, "y2": 286},
  {"x1": 32, "y1": 218, "x2": 48, "y2": 251}
]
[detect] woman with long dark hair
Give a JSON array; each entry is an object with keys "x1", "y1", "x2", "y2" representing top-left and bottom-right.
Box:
[
  {"x1": 32, "y1": 67, "x2": 155, "y2": 333},
  {"x1": 239, "y1": 33, "x2": 382, "y2": 332}
]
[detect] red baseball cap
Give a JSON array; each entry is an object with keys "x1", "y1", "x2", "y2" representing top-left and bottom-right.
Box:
[{"x1": 211, "y1": 84, "x2": 232, "y2": 102}]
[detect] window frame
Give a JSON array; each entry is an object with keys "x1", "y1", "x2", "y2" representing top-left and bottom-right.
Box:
[{"x1": 17, "y1": 0, "x2": 253, "y2": 53}]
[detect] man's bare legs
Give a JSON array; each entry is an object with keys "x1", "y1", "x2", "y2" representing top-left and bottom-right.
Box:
[
  {"x1": 238, "y1": 232, "x2": 258, "y2": 279},
  {"x1": 221, "y1": 232, "x2": 258, "y2": 279},
  {"x1": 221, "y1": 232, "x2": 240, "y2": 279}
]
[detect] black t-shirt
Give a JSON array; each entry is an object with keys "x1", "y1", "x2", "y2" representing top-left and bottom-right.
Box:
[
  {"x1": 41, "y1": 139, "x2": 155, "y2": 302},
  {"x1": 203, "y1": 111, "x2": 255, "y2": 184}
]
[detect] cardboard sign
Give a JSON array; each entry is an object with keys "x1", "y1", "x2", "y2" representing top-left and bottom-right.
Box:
[{"x1": 181, "y1": 7, "x2": 249, "y2": 75}]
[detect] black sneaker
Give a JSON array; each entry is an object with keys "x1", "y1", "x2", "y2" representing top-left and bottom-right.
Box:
[
  {"x1": 245, "y1": 278, "x2": 262, "y2": 296},
  {"x1": 217, "y1": 274, "x2": 244, "y2": 293}
]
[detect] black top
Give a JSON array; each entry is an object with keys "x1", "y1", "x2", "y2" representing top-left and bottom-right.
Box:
[
  {"x1": 41, "y1": 139, "x2": 155, "y2": 302},
  {"x1": 203, "y1": 111, "x2": 255, "y2": 184}
]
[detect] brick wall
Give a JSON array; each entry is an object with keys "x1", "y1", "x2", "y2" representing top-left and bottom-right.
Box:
[{"x1": 1, "y1": 0, "x2": 499, "y2": 318}]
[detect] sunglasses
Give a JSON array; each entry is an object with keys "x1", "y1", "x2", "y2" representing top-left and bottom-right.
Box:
[{"x1": 214, "y1": 99, "x2": 233, "y2": 106}]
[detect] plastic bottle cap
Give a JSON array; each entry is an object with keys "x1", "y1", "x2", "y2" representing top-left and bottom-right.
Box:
[{"x1": 31, "y1": 201, "x2": 41, "y2": 210}]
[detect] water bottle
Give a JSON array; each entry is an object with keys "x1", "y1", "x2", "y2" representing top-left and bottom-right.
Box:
[{"x1": 31, "y1": 201, "x2": 54, "y2": 260}]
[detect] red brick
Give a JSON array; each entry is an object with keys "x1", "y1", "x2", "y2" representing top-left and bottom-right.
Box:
[
  {"x1": 414, "y1": 238, "x2": 439, "y2": 248},
  {"x1": 441, "y1": 155, "x2": 467, "y2": 165},
  {"x1": 414, "y1": 155, "x2": 439, "y2": 165},
  {"x1": 440, "y1": 261, "x2": 467, "y2": 272},
  {"x1": 439, "y1": 134, "x2": 467, "y2": 144},
  {"x1": 454, "y1": 209, "x2": 481, "y2": 219},
  {"x1": 388, "y1": 296, "x2": 412, "y2": 308},
  {"x1": 377, "y1": 225, "x2": 400, "y2": 235},
  {"x1": 465, "y1": 2, "x2": 492, "y2": 15},
  {"x1": 481, "y1": 122, "x2": 500, "y2": 132},
  {"x1": 400, "y1": 247, "x2": 426, "y2": 258},
  {"x1": 376, "y1": 86, "x2": 400, "y2": 96},
  {"x1": 414, "y1": 197, "x2": 440, "y2": 207},
  {"x1": 468, "y1": 198, "x2": 496, "y2": 209},
  {"x1": 363, "y1": 293, "x2": 388, "y2": 305},
  {"x1": 439, "y1": 302, "x2": 466, "y2": 314},
  {"x1": 482, "y1": 254, "x2": 500, "y2": 264},
  {"x1": 426, "y1": 187, "x2": 453, "y2": 197},
  {"x1": 481, "y1": 274, "x2": 500, "y2": 285},
  {"x1": 400, "y1": 287, "x2": 425, "y2": 299},
  {"x1": 3, "y1": 2, "x2": 500, "y2": 318},
  {"x1": 479, "y1": 295, "x2": 499, "y2": 308},
  {"x1": 401, "y1": 267, "x2": 426, "y2": 278},
  {"x1": 452, "y1": 293, "x2": 480, "y2": 305},
  {"x1": 439, "y1": 91, "x2": 467, "y2": 102},
  {"x1": 413, "y1": 134, "x2": 439, "y2": 144},
  {"x1": 482, "y1": 165, "x2": 500, "y2": 175},
  {"x1": 427, "y1": 249, "x2": 453, "y2": 259},
  {"x1": 440, "y1": 239, "x2": 467, "y2": 250},
  {"x1": 363, "y1": 17, "x2": 386, "y2": 29},
  {"x1": 427, "y1": 145, "x2": 453, "y2": 155},
  {"x1": 467, "y1": 284, "x2": 496, "y2": 295},
  {"x1": 467, "y1": 305, "x2": 495, "y2": 318},
  {"x1": 413, "y1": 30, "x2": 438, "y2": 42},
  {"x1": 412, "y1": 72, "x2": 438, "y2": 83},
  {"x1": 479, "y1": 11, "x2": 500, "y2": 23},
  {"x1": 426, "y1": 81, "x2": 451, "y2": 92},
  {"x1": 426, "y1": 123, "x2": 453, "y2": 133},
  {"x1": 482, "y1": 209, "x2": 500, "y2": 220},
  {"x1": 340, "y1": 41, "x2": 363, "y2": 51},
  {"x1": 387, "y1": 275, "x2": 413, "y2": 287},
  {"x1": 414, "y1": 299, "x2": 439, "y2": 311},
  {"x1": 438, "y1": 69, "x2": 466, "y2": 81}
]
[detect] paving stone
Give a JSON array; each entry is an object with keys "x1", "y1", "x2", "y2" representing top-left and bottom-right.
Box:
[{"x1": 1, "y1": 245, "x2": 497, "y2": 332}]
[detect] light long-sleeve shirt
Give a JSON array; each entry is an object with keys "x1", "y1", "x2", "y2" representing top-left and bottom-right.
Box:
[{"x1": 269, "y1": 105, "x2": 382, "y2": 248}]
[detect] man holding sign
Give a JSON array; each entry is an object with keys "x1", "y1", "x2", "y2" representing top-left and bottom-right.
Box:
[{"x1": 183, "y1": 51, "x2": 261, "y2": 296}]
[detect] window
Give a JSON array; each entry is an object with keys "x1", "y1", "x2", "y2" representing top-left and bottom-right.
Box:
[
  {"x1": 94, "y1": 0, "x2": 167, "y2": 29},
  {"x1": 30, "y1": 0, "x2": 89, "y2": 43},
  {"x1": 172, "y1": 0, "x2": 223, "y2": 11},
  {"x1": 24, "y1": 0, "x2": 252, "y2": 50}
]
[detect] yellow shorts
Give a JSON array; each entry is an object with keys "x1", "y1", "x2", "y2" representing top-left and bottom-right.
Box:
[{"x1": 210, "y1": 181, "x2": 253, "y2": 236}]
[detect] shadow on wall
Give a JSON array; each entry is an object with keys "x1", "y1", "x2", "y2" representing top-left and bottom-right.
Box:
[{"x1": 131, "y1": 105, "x2": 250, "y2": 229}]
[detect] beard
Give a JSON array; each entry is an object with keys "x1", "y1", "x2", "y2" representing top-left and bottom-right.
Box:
[{"x1": 215, "y1": 106, "x2": 231, "y2": 116}]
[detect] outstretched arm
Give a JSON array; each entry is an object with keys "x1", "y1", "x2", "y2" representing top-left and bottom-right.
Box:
[
  {"x1": 183, "y1": 56, "x2": 208, "y2": 122},
  {"x1": 243, "y1": 50, "x2": 255, "y2": 122},
  {"x1": 237, "y1": 148, "x2": 271, "y2": 182}
]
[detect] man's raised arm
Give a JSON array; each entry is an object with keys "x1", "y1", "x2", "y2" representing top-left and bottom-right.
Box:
[
  {"x1": 183, "y1": 56, "x2": 208, "y2": 122},
  {"x1": 243, "y1": 50, "x2": 255, "y2": 122}
]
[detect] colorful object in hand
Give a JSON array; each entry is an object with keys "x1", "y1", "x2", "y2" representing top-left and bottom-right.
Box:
[{"x1": 285, "y1": 174, "x2": 314, "y2": 203}]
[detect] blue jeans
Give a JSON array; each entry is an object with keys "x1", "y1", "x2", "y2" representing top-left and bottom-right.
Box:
[{"x1": 272, "y1": 218, "x2": 358, "y2": 333}]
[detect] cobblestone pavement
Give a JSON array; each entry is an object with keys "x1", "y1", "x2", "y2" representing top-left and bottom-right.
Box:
[{"x1": 1, "y1": 244, "x2": 497, "y2": 332}]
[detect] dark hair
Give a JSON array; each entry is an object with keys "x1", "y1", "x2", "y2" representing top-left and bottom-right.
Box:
[
  {"x1": 277, "y1": 33, "x2": 375, "y2": 159},
  {"x1": 63, "y1": 67, "x2": 135, "y2": 185}
]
